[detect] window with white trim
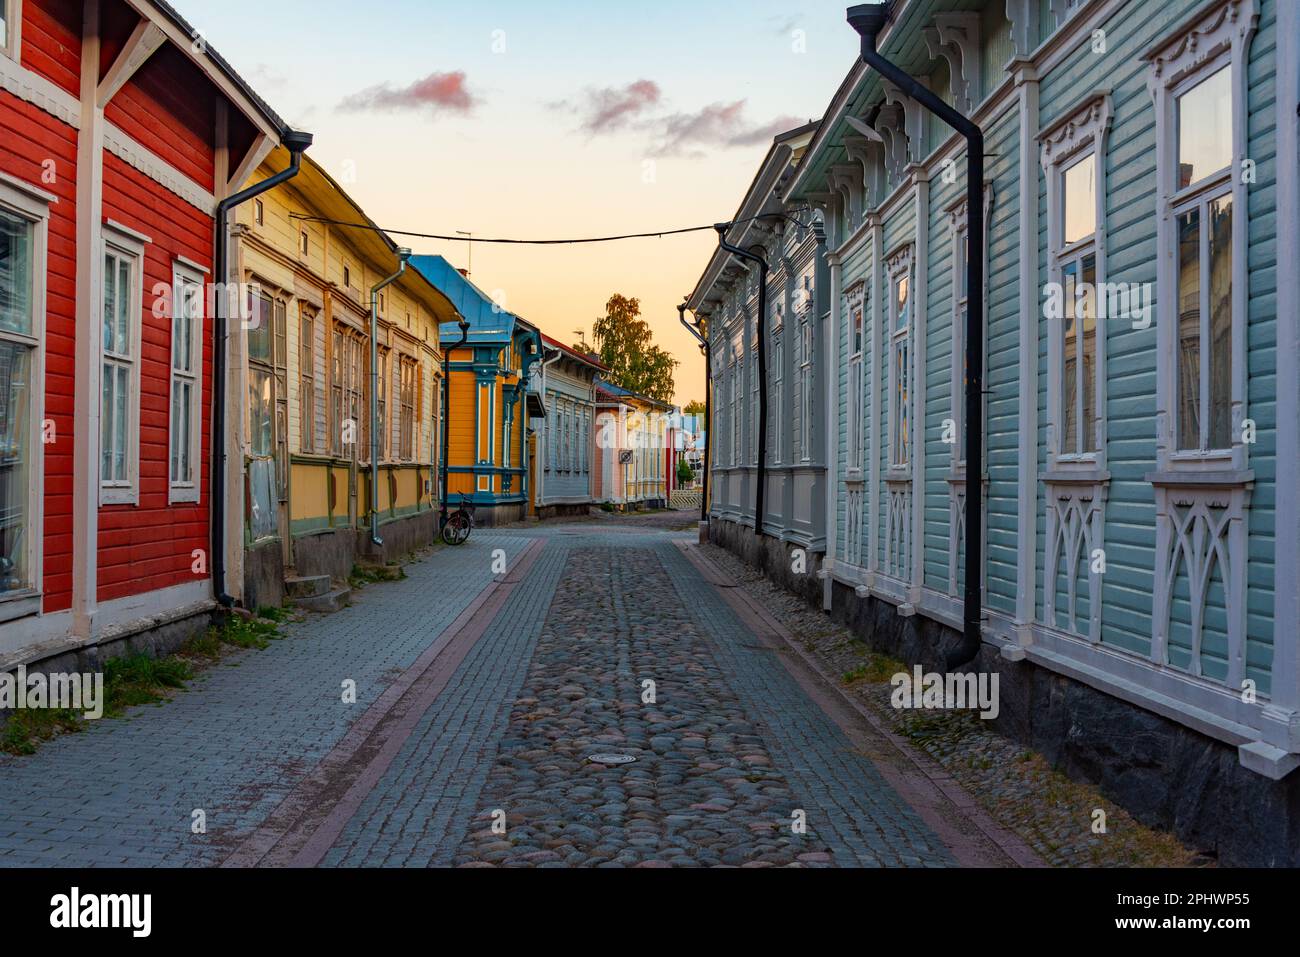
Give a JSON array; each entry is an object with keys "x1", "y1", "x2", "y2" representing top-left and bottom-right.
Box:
[
  {"x1": 1174, "y1": 67, "x2": 1233, "y2": 454},
  {"x1": 770, "y1": 300, "x2": 783, "y2": 465},
  {"x1": 952, "y1": 224, "x2": 969, "y2": 466},
  {"x1": 887, "y1": 262, "x2": 912, "y2": 469},
  {"x1": 0, "y1": 175, "x2": 49, "y2": 608},
  {"x1": 846, "y1": 288, "x2": 865, "y2": 472},
  {"x1": 101, "y1": 228, "x2": 145, "y2": 504},
  {"x1": 1040, "y1": 95, "x2": 1110, "y2": 472},
  {"x1": 0, "y1": 0, "x2": 17, "y2": 61},
  {"x1": 1146, "y1": 0, "x2": 1255, "y2": 471},
  {"x1": 168, "y1": 262, "x2": 203, "y2": 502}
]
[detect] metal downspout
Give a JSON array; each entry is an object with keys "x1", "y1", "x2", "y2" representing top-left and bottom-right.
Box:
[
  {"x1": 714, "y1": 225, "x2": 769, "y2": 540},
  {"x1": 847, "y1": 3, "x2": 985, "y2": 670},
  {"x1": 368, "y1": 249, "x2": 410, "y2": 547},
  {"x1": 678, "y1": 303, "x2": 709, "y2": 523},
  {"x1": 211, "y1": 129, "x2": 313, "y2": 608}
]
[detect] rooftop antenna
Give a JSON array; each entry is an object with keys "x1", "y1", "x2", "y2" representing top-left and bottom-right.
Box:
[{"x1": 456, "y1": 230, "x2": 472, "y2": 276}]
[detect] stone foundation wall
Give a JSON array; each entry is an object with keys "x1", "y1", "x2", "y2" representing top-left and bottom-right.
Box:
[{"x1": 708, "y1": 515, "x2": 1300, "y2": 867}]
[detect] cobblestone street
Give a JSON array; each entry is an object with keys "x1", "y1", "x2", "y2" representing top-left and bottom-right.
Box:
[{"x1": 0, "y1": 517, "x2": 1031, "y2": 868}]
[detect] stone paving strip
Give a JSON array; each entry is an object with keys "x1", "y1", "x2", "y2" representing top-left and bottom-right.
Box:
[
  {"x1": 321, "y1": 541, "x2": 572, "y2": 867},
  {"x1": 696, "y1": 540, "x2": 1207, "y2": 868},
  {"x1": 446, "y1": 528, "x2": 982, "y2": 867},
  {"x1": 675, "y1": 541, "x2": 1040, "y2": 868},
  {"x1": 224, "y1": 538, "x2": 547, "y2": 867},
  {"x1": 0, "y1": 535, "x2": 519, "y2": 868}
]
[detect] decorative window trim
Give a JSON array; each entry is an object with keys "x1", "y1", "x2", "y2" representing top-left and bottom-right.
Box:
[
  {"x1": 0, "y1": 171, "x2": 49, "y2": 611},
  {"x1": 298, "y1": 304, "x2": 317, "y2": 455},
  {"x1": 1145, "y1": 0, "x2": 1257, "y2": 475},
  {"x1": 770, "y1": 294, "x2": 783, "y2": 466},
  {"x1": 100, "y1": 222, "x2": 147, "y2": 506},
  {"x1": 885, "y1": 243, "x2": 914, "y2": 476},
  {"x1": 1040, "y1": 92, "x2": 1111, "y2": 474},
  {"x1": 167, "y1": 259, "x2": 204, "y2": 504}
]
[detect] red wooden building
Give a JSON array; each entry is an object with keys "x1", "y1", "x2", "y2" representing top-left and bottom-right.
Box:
[{"x1": 0, "y1": 0, "x2": 293, "y2": 667}]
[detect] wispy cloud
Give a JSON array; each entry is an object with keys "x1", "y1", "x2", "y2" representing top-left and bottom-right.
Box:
[
  {"x1": 557, "y1": 79, "x2": 663, "y2": 134},
  {"x1": 339, "y1": 71, "x2": 478, "y2": 116},
  {"x1": 653, "y1": 101, "x2": 805, "y2": 156}
]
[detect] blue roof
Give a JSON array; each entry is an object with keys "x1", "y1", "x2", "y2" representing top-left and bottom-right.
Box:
[{"x1": 409, "y1": 254, "x2": 524, "y2": 344}]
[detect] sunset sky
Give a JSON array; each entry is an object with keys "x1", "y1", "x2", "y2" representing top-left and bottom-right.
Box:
[{"x1": 179, "y1": 0, "x2": 860, "y2": 404}]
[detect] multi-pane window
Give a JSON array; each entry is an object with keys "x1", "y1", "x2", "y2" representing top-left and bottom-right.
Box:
[
  {"x1": 101, "y1": 241, "x2": 141, "y2": 501},
  {"x1": 0, "y1": 200, "x2": 41, "y2": 598},
  {"x1": 771, "y1": 303, "x2": 783, "y2": 464},
  {"x1": 889, "y1": 272, "x2": 911, "y2": 468},
  {"x1": 375, "y1": 347, "x2": 388, "y2": 462},
  {"x1": 169, "y1": 265, "x2": 203, "y2": 501},
  {"x1": 799, "y1": 314, "x2": 813, "y2": 463},
  {"x1": 299, "y1": 307, "x2": 316, "y2": 453},
  {"x1": 0, "y1": 1, "x2": 11, "y2": 59},
  {"x1": 1173, "y1": 66, "x2": 1234, "y2": 454},
  {"x1": 330, "y1": 327, "x2": 345, "y2": 456},
  {"x1": 247, "y1": 290, "x2": 287, "y2": 539},
  {"x1": 399, "y1": 356, "x2": 418, "y2": 460},
  {"x1": 1059, "y1": 152, "x2": 1099, "y2": 457},
  {"x1": 952, "y1": 227, "x2": 970, "y2": 465},
  {"x1": 847, "y1": 297, "x2": 864, "y2": 469}
]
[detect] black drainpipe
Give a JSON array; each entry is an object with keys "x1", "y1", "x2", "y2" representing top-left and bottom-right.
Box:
[
  {"x1": 847, "y1": 3, "x2": 984, "y2": 670},
  {"x1": 678, "y1": 303, "x2": 710, "y2": 523},
  {"x1": 440, "y1": 319, "x2": 472, "y2": 531},
  {"x1": 211, "y1": 129, "x2": 313, "y2": 608},
  {"x1": 714, "y1": 225, "x2": 769, "y2": 539}
]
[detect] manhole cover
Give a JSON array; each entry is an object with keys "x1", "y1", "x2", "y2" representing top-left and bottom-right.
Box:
[{"x1": 588, "y1": 754, "x2": 636, "y2": 765}]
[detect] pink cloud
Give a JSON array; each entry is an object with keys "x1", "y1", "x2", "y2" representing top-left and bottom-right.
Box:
[
  {"x1": 560, "y1": 79, "x2": 663, "y2": 134},
  {"x1": 340, "y1": 71, "x2": 477, "y2": 116},
  {"x1": 655, "y1": 101, "x2": 804, "y2": 156}
]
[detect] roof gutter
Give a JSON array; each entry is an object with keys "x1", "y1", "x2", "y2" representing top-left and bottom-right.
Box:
[
  {"x1": 847, "y1": 2, "x2": 985, "y2": 670},
  {"x1": 368, "y1": 249, "x2": 411, "y2": 547},
  {"x1": 211, "y1": 129, "x2": 313, "y2": 609},
  {"x1": 714, "y1": 224, "x2": 769, "y2": 540}
]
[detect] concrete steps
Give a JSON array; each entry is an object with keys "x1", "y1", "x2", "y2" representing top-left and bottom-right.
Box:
[{"x1": 285, "y1": 574, "x2": 351, "y2": 614}]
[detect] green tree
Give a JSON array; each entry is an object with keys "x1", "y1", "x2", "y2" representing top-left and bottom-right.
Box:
[
  {"x1": 682, "y1": 400, "x2": 706, "y2": 415},
  {"x1": 676, "y1": 458, "x2": 695, "y2": 486},
  {"x1": 592, "y1": 294, "x2": 677, "y2": 402}
]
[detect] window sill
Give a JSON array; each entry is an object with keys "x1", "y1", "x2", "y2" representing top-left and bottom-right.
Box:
[
  {"x1": 1145, "y1": 469, "x2": 1254, "y2": 489},
  {"x1": 100, "y1": 486, "x2": 139, "y2": 507},
  {"x1": 0, "y1": 592, "x2": 42, "y2": 625},
  {"x1": 168, "y1": 488, "x2": 201, "y2": 505},
  {"x1": 1042, "y1": 468, "x2": 1111, "y2": 485}
]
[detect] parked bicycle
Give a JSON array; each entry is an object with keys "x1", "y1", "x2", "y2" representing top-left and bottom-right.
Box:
[{"x1": 441, "y1": 494, "x2": 477, "y2": 546}]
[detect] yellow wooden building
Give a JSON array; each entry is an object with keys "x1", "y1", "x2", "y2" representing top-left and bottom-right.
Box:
[{"x1": 231, "y1": 150, "x2": 458, "y2": 609}]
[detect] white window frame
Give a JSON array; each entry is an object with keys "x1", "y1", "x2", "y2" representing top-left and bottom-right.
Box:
[
  {"x1": 0, "y1": 172, "x2": 51, "y2": 620},
  {"x1": 1145, "y1": 0, "x2": 1256, "y2": 476},
  {"x1": 0, "y1": 0, "x2": 21, "y2": 62},
  {"x1": 168, "y1": 259, "x2": 204, "y2": 503},
  {"x1": 100, "y1": 222, "x2": 147, "y2": 506},
  {"x1": 885, "y1": 245, "x2": 914, "y2": 474},
  {"x1": 1040, "y1": 93, "x2": 1111, "y2": 474},
  {"x1": 799, "y1": 313, "x2": 813, "y2": 464},
  {"x1": 845, "y1": 284, "x2": 866, "y2": 477}
]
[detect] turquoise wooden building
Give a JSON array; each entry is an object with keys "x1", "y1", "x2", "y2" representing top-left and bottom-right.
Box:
[{"x1": 697, "y1": 0, "x2": 1300, "y2": 865}]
